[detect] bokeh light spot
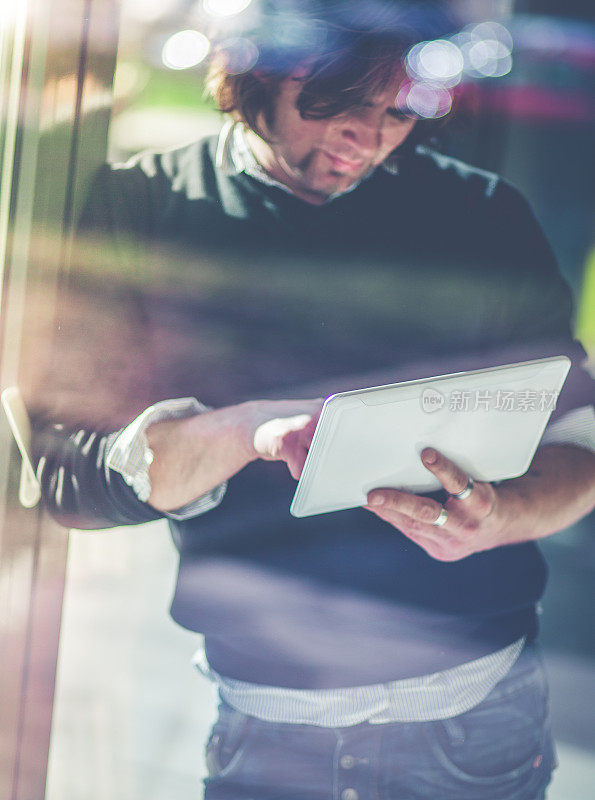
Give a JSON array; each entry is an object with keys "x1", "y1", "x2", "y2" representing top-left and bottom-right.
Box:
[
  {"x1": 162, "y1": 30, "x2": 210, "y2": 70},
  {"x1": 417, "y1": 39, "x2": 464, "y2": 86},
  {"x1": 468, "y1": 21, "x2": 513, "y2": 51},
  {"x1": 467, "y1": 39, "x2": 512, "y2": 77},
  {"x1": 397, "y1": 82, "x2": 452, "y2": 119}
]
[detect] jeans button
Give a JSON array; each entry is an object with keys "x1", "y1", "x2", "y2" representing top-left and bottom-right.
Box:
[
  {"x1": 341, "y1": 789, "x2": 358, "y2": 800},
  {"x1": 340, "y1": 755, "x2": 355, "y2": 769}
]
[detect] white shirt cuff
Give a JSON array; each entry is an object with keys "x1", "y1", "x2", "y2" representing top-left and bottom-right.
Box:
[{"x1": 105, "y1": 397, "x2": 227, "y2": 520}]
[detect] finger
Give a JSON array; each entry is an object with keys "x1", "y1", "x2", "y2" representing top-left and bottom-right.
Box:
[
  {"x1": 287, "y1": 445, "x2": 309, "y2": 480},
  {"x1": 420, "y1": 448, "x2": 471, "y2": 496},
  {"x1": 254, "y1": 414, "x2": 315, "y2": 459},
  {"x1": 420, "y1": 448, "x2": 497, "y2": 520},
  {"x1": 367, "y1": 487, "x2": 472, "y2": 532},
  {"x1": 298, "y1": 414, "x2": 320, "y2": 448},
  {"x1": 366, "y1": 488, "x2": 445, "y2": 527}
]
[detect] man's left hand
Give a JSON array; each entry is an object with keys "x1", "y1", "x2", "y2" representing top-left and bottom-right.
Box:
[{"x1": 364, "y1": 448, "x2": 511, "y2": 562}]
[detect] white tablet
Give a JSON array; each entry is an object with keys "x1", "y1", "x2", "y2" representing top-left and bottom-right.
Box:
[{"x1": 290, "y1": 356, "x2": 570, "y2": 518}]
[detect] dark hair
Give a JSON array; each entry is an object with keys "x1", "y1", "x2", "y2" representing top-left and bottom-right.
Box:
[{"x1": 207, "y1": 3, "x2": 456, "y2": 148}]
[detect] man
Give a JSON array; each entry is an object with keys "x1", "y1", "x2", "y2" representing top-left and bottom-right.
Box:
[{"x1": 33, "y1": 2, "x2": 595, "y2": 798}]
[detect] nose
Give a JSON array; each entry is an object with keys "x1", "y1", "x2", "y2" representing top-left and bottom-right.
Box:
[{"x1": 331, "y1": 106, "x2": 382, "y2": 155}]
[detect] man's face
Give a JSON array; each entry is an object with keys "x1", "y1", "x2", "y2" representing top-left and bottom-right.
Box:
[{"x1": 248, "y1": 72, "x2": 416, "y2": 205}]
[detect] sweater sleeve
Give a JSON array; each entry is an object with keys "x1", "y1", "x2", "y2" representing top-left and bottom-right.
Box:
[
  {"x1": 472, "y1": 177, "x2": 595, "y2": 423},
  {"x1": 29, "y1": 155, "x2": 173, "y2": 529},
  {"x1": 33, "y1": 422, "x2": 163, "y2": 529}
]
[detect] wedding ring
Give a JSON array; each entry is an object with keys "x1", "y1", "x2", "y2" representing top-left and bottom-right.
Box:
[
  {"x1": 432, "y1": 508, "x2": 449, "y2": 527},
  {"x1": 451, "y1": 477, "x2": 474, "y2": 500}
]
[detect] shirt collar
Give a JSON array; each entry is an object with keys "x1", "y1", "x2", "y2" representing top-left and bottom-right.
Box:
[{"x1": 215, "y1": 119, "x2": 399, "y2": 205}]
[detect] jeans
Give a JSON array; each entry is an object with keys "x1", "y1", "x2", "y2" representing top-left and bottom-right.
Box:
[{"x1": 203, "y1": 644, "x2": 557, "y2": 800}]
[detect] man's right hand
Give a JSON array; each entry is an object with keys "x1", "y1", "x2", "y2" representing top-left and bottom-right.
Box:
[{"x1": 145, "y1": 398, "x2": 323, "y2": 512}]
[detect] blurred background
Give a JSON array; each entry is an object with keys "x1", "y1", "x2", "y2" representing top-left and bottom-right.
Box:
[{"x1": 0, "y1": 0, "x2": 593, "y2": 798}]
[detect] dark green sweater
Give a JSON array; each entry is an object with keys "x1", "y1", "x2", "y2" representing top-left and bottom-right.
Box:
[{"x1": 34, "y1": 137, "x2": 594, "y2": 687}]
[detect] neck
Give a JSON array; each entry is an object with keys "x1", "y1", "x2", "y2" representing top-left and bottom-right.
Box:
[{"x1": 246, "y1": 130, "x2": 332, "y2": 206}]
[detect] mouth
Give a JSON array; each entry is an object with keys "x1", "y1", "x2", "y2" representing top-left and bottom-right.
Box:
[{"x1": 321, "y1": 150, "x2": 365, "y2": 172}]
